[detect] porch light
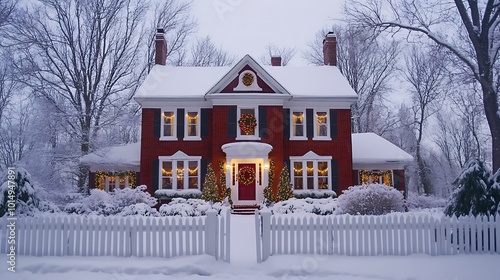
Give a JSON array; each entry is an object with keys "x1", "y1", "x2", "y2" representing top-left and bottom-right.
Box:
[
  {"x1": 225, "y1": 163, "x2": 231, "y2": 170},
  {"x1": 264, "y1": 163, "x2": 270, "y2": 170}
]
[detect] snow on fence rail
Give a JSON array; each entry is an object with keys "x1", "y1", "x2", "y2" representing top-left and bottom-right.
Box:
[
  {"x1": 255, "y1": 211, "x2": 500, "y2": 263},
  {"x1": 0, "y1": 209, "x2": 230, "y2": 262}
]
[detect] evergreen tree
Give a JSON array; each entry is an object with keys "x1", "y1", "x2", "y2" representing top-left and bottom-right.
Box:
[
  {"x1": 276, "y1": 163, "x2": 293, "y2": 202},
  {"x1": 201, "y1": 163, "x2": 220, "y2": 203},
  {"x1": 445, "y1": 159, "x2": 496, "y2": 217},
  {"x1": 263, "y1": 159, "x2": 276, "y2": 205},
  {"x1": 219, "y1": 161, "x2": 232, "y2": 205},
  {"x1": 0, "y1": 167, "x2": 40, "y2": 217}
]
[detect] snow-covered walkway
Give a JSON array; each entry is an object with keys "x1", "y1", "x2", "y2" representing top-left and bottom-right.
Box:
[{"x1": 230, "y1": 215, "x2": 257, "y2": 265}]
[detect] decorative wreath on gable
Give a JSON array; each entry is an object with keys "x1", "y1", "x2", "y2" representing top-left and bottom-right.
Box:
[
  {"x1": 238, "y1": 114, "x2": 257, "y2": 135},
  {"x1": 238, "y1": 166, "x2": 256, "y2": 185}
]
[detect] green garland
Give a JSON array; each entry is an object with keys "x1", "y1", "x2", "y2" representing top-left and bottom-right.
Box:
[
  {"x1": 238, "y1": 166, "x2": 256, "y2": 185},
  {"x1": 238, "y1": 114, "x2": 257, "y2": 135}
]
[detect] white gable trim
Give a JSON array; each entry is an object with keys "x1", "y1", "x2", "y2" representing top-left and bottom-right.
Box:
[
  {"x1": 290, "y1": 151, "x2": 332, "y2": 160},
  {"x1": 159, "y1": 150, "x2": 200, "y2": 160},
  {"x1": 205, "y1": 54, "x2": 291, "y2": 96}
]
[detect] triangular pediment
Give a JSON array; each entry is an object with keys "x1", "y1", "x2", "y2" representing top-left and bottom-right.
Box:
[{"x1": 205, "y1": 55, "x2": 290, "y2": 96}]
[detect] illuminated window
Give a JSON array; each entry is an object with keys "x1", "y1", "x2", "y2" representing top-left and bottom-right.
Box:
[
  {"x1": 359, "y1": 170, "x2": 393, "y2": 186},
  {"x1": 161, "y1": 110, "x2": 176, "y2": 139},
  {"x1": 315, "y1": 111, "x2": 329, "y2": 138},
  {"x1": 159, "y1": 153, "x2": 201, "y2": 190},
  {"x1": 185, "y1": 110, "x2": 200, "y2": 139},
  {"x1": 95, "y1": 171, "x2": 136, "y2": 192},
  {"x1": 290, "y1": 110, "x2": 306, "y2": 139},
  {"x1": 290, "y1": 152, "x2": 332, "y2": 190}
]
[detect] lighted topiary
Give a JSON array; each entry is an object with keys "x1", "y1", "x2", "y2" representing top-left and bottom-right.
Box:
[
  {"x1": 201, "y1": 163, "x2": 221, "y2": 203},
  {"x1": 263, "y1": 159, "x2": 276, "y2": 205},
  {"x1": 276, "y1": 163, "x2": 293, "y2": 202}
]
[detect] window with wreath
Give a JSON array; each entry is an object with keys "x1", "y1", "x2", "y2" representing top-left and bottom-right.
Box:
[
  {"x1": 237, "y1": 107, "x2": 258, "y2": 138},
  {"x1": 291, "y1": 152, "x2": 332, "y2": 190},
  {"x1": 185, "y1": 110, "x2": 200, "y2": 139},
  {"x1": 315, "y1": 111, "x2": 329, "y2": 138},
  {"x1": 160, "y1": 155, "x2": 200, "y2": 190},
  {"x1": 162, "y1": 110, "x2": 176, "y2": 139},
  {"x1": 291, "y1": 110, "x2": 306, "y2": 139}
]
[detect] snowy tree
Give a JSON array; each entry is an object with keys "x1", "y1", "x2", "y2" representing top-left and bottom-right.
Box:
[
  {"x1": 404, "y1": 45, "x2": 449, "y2": 194},
  {"x1": 0, "y1": 167, "x2": 40, "y2": 217},
  {"x1": 189, "y1": 36, "x2": 235, "y2": 67},
  {"x1": 445, "y1": 159, "x2": 498, "y2": 217},
  {"x1": 260, "y1": 44, "x2": 297, "y2": 66},
  {"x1": 344, "y1": 0, "x2": 500, "y2": 172},
  {"x1": 7, "y1": 0, "x2": 196, "y2": 192},
  {"x1": 304, "y1": 25, "x2": 399, "y2": 134},
  {"x1": 0, "y1": 0, "x2": 15, "y2": 31}
]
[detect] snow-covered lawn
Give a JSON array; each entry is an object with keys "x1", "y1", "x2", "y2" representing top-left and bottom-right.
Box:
[{"x1": 1, "y1": 215, "x2": 498, "y2": 280}]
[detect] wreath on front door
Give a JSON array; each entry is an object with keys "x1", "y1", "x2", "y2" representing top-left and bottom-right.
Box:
[
  {"x1": 238, "y1": 166, "x2": 256, "y2": 185},
  {"x1": 238, "y1": 114, "x2": 257, "y2": 135}
]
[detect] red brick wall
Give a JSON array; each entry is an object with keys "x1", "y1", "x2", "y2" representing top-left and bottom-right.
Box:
[
  {"x1": 283, "y1": 109, "x2": 353, "y2": 192},
  {"x1": 140, "y1": 108, "x2": 213, "y2": 195}
]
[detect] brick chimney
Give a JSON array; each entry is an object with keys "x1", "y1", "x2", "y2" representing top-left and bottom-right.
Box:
[
  {"x1": 323, "y1": 32, "x2": 337, "y2": 66},
  {"x1": 155, "y1": 28, "x2": 167, "y2": 65},
  {"x1": 271, "y1": 56, "x2": 282, "y2": 66}
]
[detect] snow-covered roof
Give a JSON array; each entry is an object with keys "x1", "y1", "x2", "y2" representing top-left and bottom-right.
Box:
[
  {"x1": 79, "y1": 142, "x2": 141, "y2": 172},
  {"x1": 351, "y1": 133, "x2": 413, "y2": 170},
  {"x1": 134, "y1": 55, "x2": 358, "y2": 100}
]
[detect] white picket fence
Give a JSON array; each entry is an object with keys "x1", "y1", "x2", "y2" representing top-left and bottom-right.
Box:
[
  {"x1": 255, "y1": 211, "x2": 500, "y2": 262},
  {"x1": 0, "y1": 209, "x2": 230, "y2": 262}
]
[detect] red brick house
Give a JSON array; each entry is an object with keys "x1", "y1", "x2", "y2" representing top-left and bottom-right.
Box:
[{"x1": 81, "y1": 29, "x2": 413, "y2": 204}]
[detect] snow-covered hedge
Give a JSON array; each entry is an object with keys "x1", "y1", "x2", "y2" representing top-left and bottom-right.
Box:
[
  {"x1": 293, "y1": 190, "x2": 337, "y2": 199},
  {"x1": 159, "y1": 198, "x2": 227, "y2": 217},
  {"x1": 265, "y1": 197, "x2": 337, "y2": 215},
  {"x1": 155, "y1": 189, "x2": 202, "y2": 200},
  {"x1": 337, "y1": 184, "x2": 404, "y2": 215},
  {"x1": 63, "y1": 185, "x2": 157, "y2": 216}
]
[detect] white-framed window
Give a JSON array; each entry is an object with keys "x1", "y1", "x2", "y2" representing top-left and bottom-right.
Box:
[
  {"x1": 290, "y1": 109, "x2": 307, "y2": 140},
  {"x1": 184, "y1": 109, "x2": 200, "y2": 140},
  {"x1": 97, "y1": 173, "x2": 134, "y2": 192},
  {"x1": 237, "y1": 106, "x2": 260, "y2": 140},
  {"x1": 290, "y1": 152, "x2": 332, "y2": 190},
  {"x1": 159, "y1": 152, "x2": 201, "y2": 190},
  {"x1": 161, "y1": 109, "x2": 177, "y2": 140},
  {"x1": 314, "y1": 109, "x2": 330, "y2": 140}
]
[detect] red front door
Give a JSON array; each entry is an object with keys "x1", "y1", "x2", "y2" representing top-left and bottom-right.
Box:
[{"x1": 238, "y1": 163, "x2": 256, "y2": 200}]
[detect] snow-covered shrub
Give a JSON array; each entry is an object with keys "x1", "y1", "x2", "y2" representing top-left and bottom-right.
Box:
[
  {"x1": 114, "y1": 185, "x2": 157, "y2": 207},
  {"x1": 159, "y1": 198, "x2": 226, "y2": 216},
  {"x1": 267, "y1": 197, "x2": 337, "y2": 215},
  {"x1": 293, "y1": 190, "x2": 337, "y2": 199},
  {"x1": 62, "y1": 185, "x2": 157, "y2": 216},
  {"x1": 445, "y1": 159, "x2": 500, "y2": 217},
  {"x1": 119, "y1": 203, "x2": 159, "y2": 217},
  {"x1": 337, "y1": 184, "x2": 404, "y2": 215},
  {"x1": 155, "y1": 189, "x2": 202, "y2": 200},
  {"x1": 406, "y1": 193, "x2": 447, "y2": 209},
  {"x1": 0, "y1": 167, "x2": 41, "y2": 217}
]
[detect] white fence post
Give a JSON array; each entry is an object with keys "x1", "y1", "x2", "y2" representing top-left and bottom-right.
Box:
[
  {"x1": 205, "y1": 209, "x2": 217, "y2": 257},
  {"x1": 255, "y1": 210, "x2": 262, "y2": 263},
  {"x1": 261, "y1": 210, "x2": 272, "y2": 262}
]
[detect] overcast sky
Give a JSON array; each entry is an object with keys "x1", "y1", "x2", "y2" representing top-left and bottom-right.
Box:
[{"x1": 190, "y1": 0, "x2": 345, "y2": 65}]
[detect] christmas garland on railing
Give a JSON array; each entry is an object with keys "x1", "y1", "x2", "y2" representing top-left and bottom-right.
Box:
[
  {"x1": 238, "y1": 114, "x2": 257, "y2": 135},
  {"x1": 238, "y1": 166, "x2": 256, "y2": 185}
]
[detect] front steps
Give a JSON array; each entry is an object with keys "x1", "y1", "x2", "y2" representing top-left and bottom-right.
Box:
[{"x1": 232, "y1": 204, "x2": 260, "y2": 215}]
